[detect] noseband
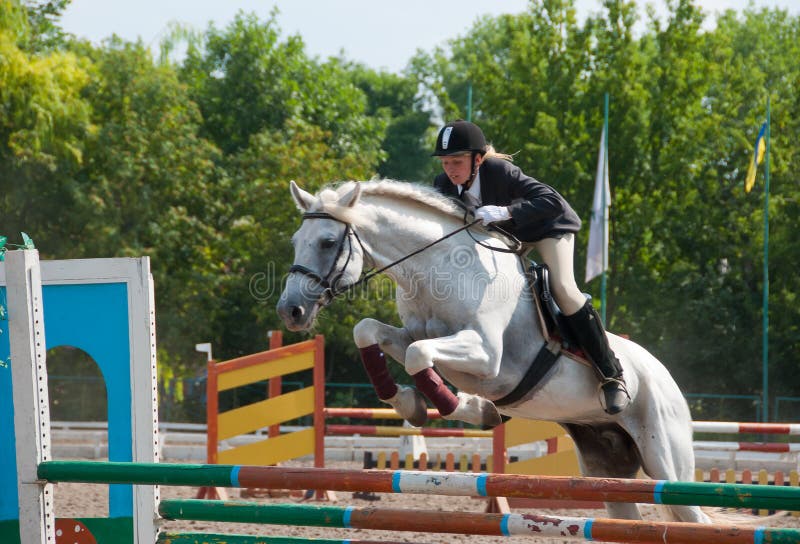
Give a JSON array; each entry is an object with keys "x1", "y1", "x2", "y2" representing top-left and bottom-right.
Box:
[{"x1": 288, "y1": 212, "x2": 364, "y2": 306}]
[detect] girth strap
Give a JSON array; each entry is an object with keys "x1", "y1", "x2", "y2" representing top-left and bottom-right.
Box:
[{"x1": 493, "y1": 340, "x2": 561, "y2": 407}]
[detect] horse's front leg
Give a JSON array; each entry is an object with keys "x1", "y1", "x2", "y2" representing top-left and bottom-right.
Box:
[
  {"x1": 353, "y1": 318, "x2": 429, "y2": 426},
  {"x1": 405, "y1": 330, "x2": 503, "y2": 428}
]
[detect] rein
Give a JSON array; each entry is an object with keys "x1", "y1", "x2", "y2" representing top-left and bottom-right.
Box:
[
  {"x1": 290, "y1": 209, "x2": 523, "y2": 305},
  {"x1": 466, "y1": 219, "x2": 522, "y2": 254},
  {"x1": 453, "y1": 197, "x2": 522, "y2": 254},
  {"x1": 346, "y1": 216, "x2": 482, "y2": 295}
]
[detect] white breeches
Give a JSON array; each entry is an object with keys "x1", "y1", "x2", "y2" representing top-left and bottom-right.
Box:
[{"x1": 531, "y1": 233, "x2": 586, "y2": 316}]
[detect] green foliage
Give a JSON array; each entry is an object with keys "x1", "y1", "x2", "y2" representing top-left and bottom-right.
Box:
[
  {"x1": 63, "y1": 38, "x2": 229, "y2": 377},
  {"x1": 413, "y1": 0, "x2": 800, "y2": 409},
  {"x1": 0, "y1": 231, "x2": 34, "y2": 262},
  {"x1": 179, "y1": 10, "x2": 385, "y2": 164},
  {"x1": 345, "y1": 62, "x2": 434, "y2": 181},
  {"x1": 21, "y1": 0, "x2": 69, "y2": 51},
  {"x1": 0, "y1": 0, "x2": 70, "y2": 52},
  {"x1": 0, "y1": 21, "x2": 92, "y2": 254},
  {"x1": 0, "y1": 0, "x2": 29, "y2": 43},
  {"x1": 172, "y1": 12, "x2": 396, "y2": 367},
  {"x1": 1, "y1": 3, "x2": 798, "y2": 421}
]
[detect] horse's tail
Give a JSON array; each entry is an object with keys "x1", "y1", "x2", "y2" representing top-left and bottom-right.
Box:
[
  {"x1": 647, "y1": 504, "x2": 788, "y2": 525},
  {"x1": 701, "y1": 506, "x2": 790, "y2": 526}
]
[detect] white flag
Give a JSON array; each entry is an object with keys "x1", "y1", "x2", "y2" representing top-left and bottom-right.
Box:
[{"x1": 585, "y1": 127, "x2": 610, "y2": 283}]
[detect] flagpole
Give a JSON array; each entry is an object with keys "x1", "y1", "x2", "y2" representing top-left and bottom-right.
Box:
[
  {"x1": 466, "y1": 82, "x2": 473, "y2": 122},
  {"x1": 600, "y1": 93, "x2": 609, "y2": 323},
  {"x1": 761, "y1": 96, "x2": 771, "y2": 422}
]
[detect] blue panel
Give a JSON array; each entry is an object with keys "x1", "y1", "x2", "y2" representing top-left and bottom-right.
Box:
[
  {"x1": 0, "y1": 283, "x2": 134, "y2": 521},
  {"x1": 0, "y1": 287, "x2": 14, "y2": 520}
]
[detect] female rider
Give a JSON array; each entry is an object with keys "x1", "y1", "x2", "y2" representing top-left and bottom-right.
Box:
[{"x1": 431, "y1": 119, "x2": 629, "y2": 415}]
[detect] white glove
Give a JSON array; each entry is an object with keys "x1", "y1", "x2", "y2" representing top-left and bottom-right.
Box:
[{"x1": 474, "y1": 205, "x2": 511, "y2": 225}]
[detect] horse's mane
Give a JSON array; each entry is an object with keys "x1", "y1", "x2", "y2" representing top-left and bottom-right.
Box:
[{"x1": 314, "y1": 180, "x2": 465, "y2": 225}]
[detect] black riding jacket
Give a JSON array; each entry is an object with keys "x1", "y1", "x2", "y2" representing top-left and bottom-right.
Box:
[{"x1": 433, "y1": 157, "x2": 581, "y2": 243}]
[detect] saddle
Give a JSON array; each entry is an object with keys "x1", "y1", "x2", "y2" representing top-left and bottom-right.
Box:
[
  {"x1": 526, "y1": 261, "x2": 589, "y2": 357},
  {"x1": 493, "y1": 261, "x2": 591, "y2": 408}
]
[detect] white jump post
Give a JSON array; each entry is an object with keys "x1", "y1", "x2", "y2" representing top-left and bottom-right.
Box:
[
  {"x1": 8, "y1": 250, "x2": 54, "y2": 543},
  {"x1": 5, "y1": 250, "x2": 160, "y2": 544}
]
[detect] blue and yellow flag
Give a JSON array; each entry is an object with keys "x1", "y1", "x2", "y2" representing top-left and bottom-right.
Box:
[{"x1": 745, "y1": 122, "x2": 767, "y2": 193}]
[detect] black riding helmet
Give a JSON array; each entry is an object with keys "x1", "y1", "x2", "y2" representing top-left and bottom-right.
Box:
[{"x1": 432, "y1": 120, "x2": 487, "y2": 156}]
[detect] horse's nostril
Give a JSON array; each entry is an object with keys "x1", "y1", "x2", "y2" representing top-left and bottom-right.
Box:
[{"x1": 291, "y1": 306, "x2": 305, "y2": 320}]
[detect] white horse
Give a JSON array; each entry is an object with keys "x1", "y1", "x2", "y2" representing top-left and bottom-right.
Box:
[{"x1": 277, "y1": 179, "x2": 707, "y2": 523}]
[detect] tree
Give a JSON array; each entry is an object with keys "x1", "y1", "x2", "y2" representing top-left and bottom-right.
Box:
[
  {"x1": 20, "y1": 0, "x2": 69, "y2": 52},
  {"x1": 66, "y1": 38, "x2": 229, "y2": 382},
  {"x1": 0, "y1": 5, "x2": 91, "y2": 252},
  {"x1": 174, "y1": 11, "x2": 400, "y2": 380},
  {"x1": 345, "y1": 62, "x2": 433, "y2": 182},
  {"x1": 414, "y1": 0, "x2": 800, "y2": 417},
  {"x1": 179, "y1": 10, "x2": 384, "y2": 164},
  {"x1": 4, "y1": 0, "x2": 798, "y2": 420}
]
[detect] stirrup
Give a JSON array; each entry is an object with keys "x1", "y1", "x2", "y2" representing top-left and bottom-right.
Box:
[{"x1": 597, "y1": 377, "x2": 631, "y2": 415}]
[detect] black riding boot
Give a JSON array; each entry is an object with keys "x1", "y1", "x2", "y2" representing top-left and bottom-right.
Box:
[{"x1": 564, "y1": 301, "x2": 630, "y2": 414}]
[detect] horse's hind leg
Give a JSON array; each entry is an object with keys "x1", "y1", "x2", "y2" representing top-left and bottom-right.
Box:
[
  {"x1": 563, "y1": 423, "x2": 644, "y2": 520},
  {"x1": 353, "y1": 318, "x2": 428, "y2": 426},
  {"x1": 632, "y1": 422, "x2": 711, "y2": 523}
]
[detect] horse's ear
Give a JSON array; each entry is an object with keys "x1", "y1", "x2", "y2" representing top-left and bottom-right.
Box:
[
  {"x1": 339, "y1": 182, "x2": 362, "y2": 208},
  {"x1": 289, "y1": 180, "x2": 315, "y2": 211}
]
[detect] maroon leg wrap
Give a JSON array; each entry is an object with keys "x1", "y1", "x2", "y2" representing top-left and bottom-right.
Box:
[
  {"x1": 413, "y1": 367, "x2": 459, "y2": 416},
  {"x1": 359, "y1": 344, "x2": 398, "y2": 401}
]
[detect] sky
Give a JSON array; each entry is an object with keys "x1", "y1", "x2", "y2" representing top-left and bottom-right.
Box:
[{"x1": 60, "y1": 0, "x2": 798, "y2": 74}]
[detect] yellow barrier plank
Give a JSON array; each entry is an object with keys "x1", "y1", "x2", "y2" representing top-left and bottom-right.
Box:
[
  {"x1": 218, "y1": 351, "x2": 315, "y2": 391},
  {"x1": 504, "y1": 419, "x2": 565, "y2": 448},
  {"x1": 361, "y1": 426, "x2": 492, "y2": 438},
  {"x1": 758, "y1": 469, "x2": 769, "y2": 516},
  {"x1": 217, "y1": 387, "x2": 315, "y2": 440},
  {"x1": 556, "y1": 434, "x2": 575, "y2": 451},
  {"x1": 218, "y1": 428, "x2": 316, "y2": 466},
  {"x1": 505, "y1": 449, "x2": 582, "y2": 477}
]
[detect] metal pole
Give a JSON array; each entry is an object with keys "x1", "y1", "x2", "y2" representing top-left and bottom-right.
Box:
[
  {"x1": 601, "y1": 93, "x2": 609, "y2": 323},
  {"x1": 466, "y1": 82, "x2": 473, "y2": 122},
  {"x1": 761, "y1": 96, "x2": 771, "y2": 422}
]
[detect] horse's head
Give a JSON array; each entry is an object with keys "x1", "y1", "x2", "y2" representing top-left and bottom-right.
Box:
[{"x1": 277, "y1": 181, "x2": 367, "y2": 331}]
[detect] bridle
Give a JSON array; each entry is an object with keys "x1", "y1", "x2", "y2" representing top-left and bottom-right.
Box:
[
  {"x1": 288, "y1": 209, "x2": 522, "y2": 307},
  {"x1": 287, "y1": 212, "x2": 363, "y2": 306}
]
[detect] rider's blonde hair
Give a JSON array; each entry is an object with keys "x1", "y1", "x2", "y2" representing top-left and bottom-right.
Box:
[{"x1": 483, "y1": 145, "x2": 514, "y2": 162}]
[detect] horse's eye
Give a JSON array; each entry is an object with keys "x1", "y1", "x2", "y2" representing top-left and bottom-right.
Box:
[{"x1": 320, "y1": 238, "x2": 337, "y2": 249}]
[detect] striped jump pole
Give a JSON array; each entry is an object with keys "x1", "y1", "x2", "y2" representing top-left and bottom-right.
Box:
[
  {"x1": 157, "y1": 533, "x2": 430, "y2": 544},
  {"x1": 695, "y1": 441, "x2": 800, "y2": 453},
  {"x1": 38, "y1": 461, "x2": 800, "y2": 511},
  {"x1": 323, "y1": 407, "x2": 441, "y2": 420},
  {"x1": 158, "y1": 500, "x2": 800, "y2": 544},
  {"x1": 694, "y1": 422, "x2": 800, "y2": 435},
  {"x1": 325, "y1": 424, "x2": 493, "y2": 438}
]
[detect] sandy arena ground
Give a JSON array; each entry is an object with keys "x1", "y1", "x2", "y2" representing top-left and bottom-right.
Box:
[{"x1": 53, "y1": 459, "x2": 798, "y2": 543}]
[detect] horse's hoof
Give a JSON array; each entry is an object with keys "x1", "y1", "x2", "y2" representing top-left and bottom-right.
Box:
[
  {"x1": 480, "y1": 400, "x2": 504, "y2": 429},
  {"x1": 452, "y1": 392, "x2": 502, "y2": 428},
  {"x1": 481, "y1": 413, "x2": 509, "y2": 430},
  {"x1": 406, "y1": 389, "x2": 429, "y2": 427},
  {"x1": 392, "y1": 385, "x2": 428, "y2": 427}
]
